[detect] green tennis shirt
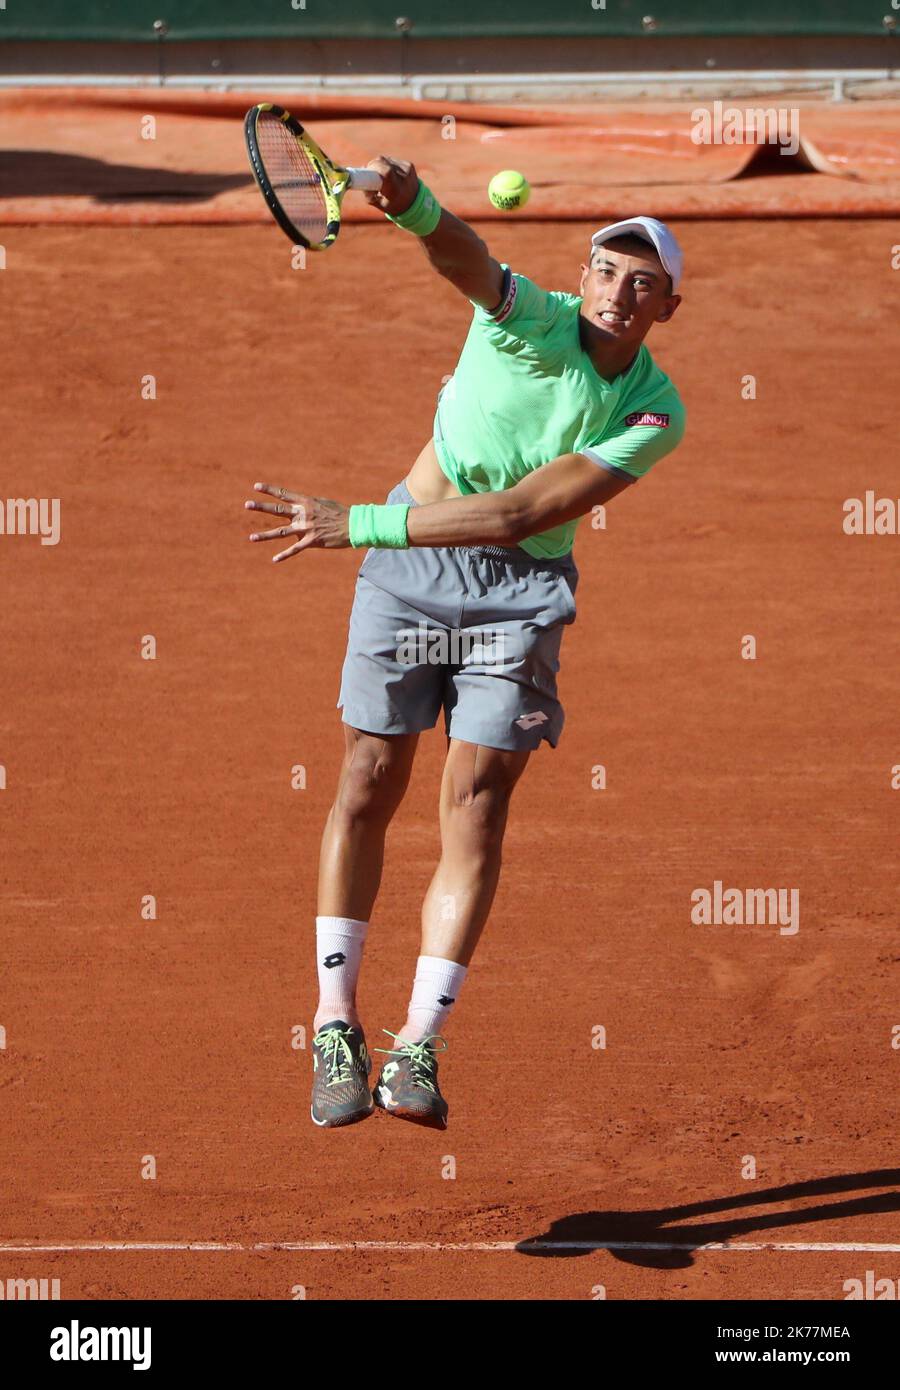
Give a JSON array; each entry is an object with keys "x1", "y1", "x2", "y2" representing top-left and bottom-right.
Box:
[{"x1": 433, "y1": 268, "x2": 686, "y2": 559}]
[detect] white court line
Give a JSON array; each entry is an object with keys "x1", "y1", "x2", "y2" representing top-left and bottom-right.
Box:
[{"x1": 2, "y1": 1240, "x2": 900, "y2": 1254}]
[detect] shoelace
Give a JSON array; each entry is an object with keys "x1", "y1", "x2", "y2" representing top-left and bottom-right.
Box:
[
  {"x1": 313, "y1": 1026, "x2": 357, "y2": 1087},
  {"x1": 375, "y1": 1031, "x2": 448, "y2": 1094}
]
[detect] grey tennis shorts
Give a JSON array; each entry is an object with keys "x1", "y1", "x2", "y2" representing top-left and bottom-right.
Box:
[{"x1": 337, "y1": 480, "x2": 578, "y2": 752}]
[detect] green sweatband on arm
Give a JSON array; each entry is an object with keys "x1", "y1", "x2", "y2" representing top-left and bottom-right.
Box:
[
  {"x1": 385, "y1": 180, "x2": 442, "y2": 238},
  {"x1": 348, "y1": 503, "x2": 410, "y2": 550}
]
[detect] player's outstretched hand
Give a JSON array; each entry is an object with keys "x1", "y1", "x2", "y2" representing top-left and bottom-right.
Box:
[
  {"x1": 363, "y1": 155, "x2": 419, "y2": 217},
  {"x1": 245, "y1": 483, "x2": 350, "y2": 562}
]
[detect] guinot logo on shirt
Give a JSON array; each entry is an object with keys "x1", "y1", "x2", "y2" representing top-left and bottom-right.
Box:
[{"x1": 624, "y1": 410, "x2": 670, "y2": 428}]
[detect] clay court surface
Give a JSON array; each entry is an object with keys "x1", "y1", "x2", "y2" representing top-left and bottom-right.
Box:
[{"x1": 1, "y1": 216, "x2": 898, "y2": 1299}]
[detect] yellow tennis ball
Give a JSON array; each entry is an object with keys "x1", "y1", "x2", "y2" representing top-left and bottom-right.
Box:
[{"x1": 488, "y1": 170, "x2": 531, "y2": 212}]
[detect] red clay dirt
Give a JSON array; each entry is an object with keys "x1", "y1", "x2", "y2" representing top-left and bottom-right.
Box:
[
  {"x1": 1, "y1": 217, "x2": 898, "y2": 1299},
  {"x1": 2, "y1": 91, "x2": 900, "y2": 224}
]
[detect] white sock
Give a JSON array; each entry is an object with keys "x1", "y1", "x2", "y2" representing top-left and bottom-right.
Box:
[
  {"x1": 399, "y1": 955, "x2": 468, "y2": 1044},
  {"x1": 314, "y1": 916, "x2": 368, "y2": 1030}
]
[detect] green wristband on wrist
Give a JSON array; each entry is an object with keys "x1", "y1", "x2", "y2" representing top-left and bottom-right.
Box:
[
  {"x1": 386, "y1": 180, "x2": 442, "y2": 238},
  {"x1": 348, "y1": 503, "x2": 411, "y2": 550}
]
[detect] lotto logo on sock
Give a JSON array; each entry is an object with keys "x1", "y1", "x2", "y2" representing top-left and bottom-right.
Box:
[
  {"x1": 437, "y1": 995, "x2": 455, "y2": 1007},
  {"x1": 323, "y1": 952, "x2": 346, "y2": 969}
]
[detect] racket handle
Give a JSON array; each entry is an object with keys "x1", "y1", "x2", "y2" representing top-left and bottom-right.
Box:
[{"x1": 345, "y1": 167, "x2": 384, "y2": 192}]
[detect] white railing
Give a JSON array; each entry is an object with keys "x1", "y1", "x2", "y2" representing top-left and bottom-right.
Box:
[{"x1": 0, "y1": 69, "x2": 896, "y2": 101}]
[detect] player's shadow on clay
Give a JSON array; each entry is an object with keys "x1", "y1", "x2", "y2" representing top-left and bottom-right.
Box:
[
  {"x1": 0, "y1": 150, "x2": 250, "y2": 202},
  {"x1": 517, "y1": 1169, "x2": 900, "y2": 1269}
]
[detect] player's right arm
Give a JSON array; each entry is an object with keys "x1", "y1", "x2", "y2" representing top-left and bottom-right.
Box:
[{"x1": 365, "y1": 156, "x2": 504, "y2": 310}]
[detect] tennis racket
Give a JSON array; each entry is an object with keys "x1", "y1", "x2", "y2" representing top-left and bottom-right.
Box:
[{"x1": 244, "y1": 103, "x2": 383, "y2": 251}]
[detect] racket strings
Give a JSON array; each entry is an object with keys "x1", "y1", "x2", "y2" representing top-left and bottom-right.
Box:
[{"x1": 256, "y1": 116, "x2": 330, "y2": 244}]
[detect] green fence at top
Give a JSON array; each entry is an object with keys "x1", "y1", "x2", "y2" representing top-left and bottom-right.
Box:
[{"x1": 1, "y1": 0, "x2": 894, "y2": 42}]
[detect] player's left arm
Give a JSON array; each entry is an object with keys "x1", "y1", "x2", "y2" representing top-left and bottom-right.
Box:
[
  {"x1": 405, "y1": 454, "x2": 631, "y2": 547},
  {"x1": 246, "y1": 456, "x2": 629, "y2": 559}
]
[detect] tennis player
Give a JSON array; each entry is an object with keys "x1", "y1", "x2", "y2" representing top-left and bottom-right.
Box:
[{"x1": 246, "y1": 158, "x2": 685, "y2": 1130}]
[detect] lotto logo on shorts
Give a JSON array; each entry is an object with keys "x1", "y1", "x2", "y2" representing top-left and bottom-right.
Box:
[
  {"x1": 515, "y1": 712, "x2": 549, "y2": 731},
  {"x1": 624, "y1": 411, "x2": 670, "y2": 428}
]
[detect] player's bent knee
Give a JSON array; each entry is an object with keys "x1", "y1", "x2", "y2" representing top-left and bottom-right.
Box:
[
  {"x1": 447, "y1": 778, "x2": 518, "y2": 843},
  {"x1": 335, "y1": 737, "x2": 411, "y2": 824},
  {"x1": 446, "y1": 745, "x2": 529, "y2": 810}
]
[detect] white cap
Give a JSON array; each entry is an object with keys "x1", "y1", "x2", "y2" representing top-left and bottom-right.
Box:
[{"x1": 590, "y1": 216, "x2": 683, "y2": 292}]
